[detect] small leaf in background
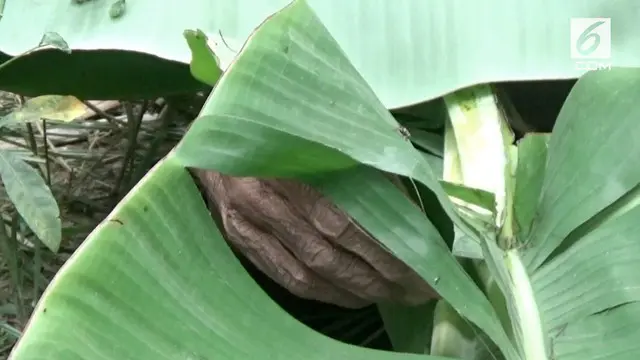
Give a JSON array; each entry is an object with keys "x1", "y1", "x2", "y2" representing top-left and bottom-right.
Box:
[
  {"x1": 440, "y1": 180, "x2": 496, "y2": 214},
  {"x1": 513, "y1": 133, "x2": 549, "y2": 240},
  {"x1": 109, "y1": 0, "x2": 127, "y2": 19},
  {"x1": 0, "y1": 151, "x2": 61, "y2": 252},
  {"x1": 393, "y1": 100, "x2": 447, "y2": 130},
  {"x1": 409, "y1": 129, "x2": 444, "y2": 157},
  {"x1": 0, "y1": 95, "x2": 88, "y2": 127},
  {"x1": 183, "y1": 29, "x2": 223, "y2": 86},
  {"x1": 451, "y1": 230, "x2": 483, "y2": 260},
  {"x1": 38, "y1": 32, "x2": 71, "y2": 53}
]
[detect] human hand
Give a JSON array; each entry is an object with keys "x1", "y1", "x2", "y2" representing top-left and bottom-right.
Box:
[{"x1": 192, "y1": 169, "x2": 439, "y2": 309}]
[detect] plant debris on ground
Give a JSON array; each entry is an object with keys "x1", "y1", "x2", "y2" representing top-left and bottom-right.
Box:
[{"x1": 0, "y1": 91, "x2": 192, "y2": 359}]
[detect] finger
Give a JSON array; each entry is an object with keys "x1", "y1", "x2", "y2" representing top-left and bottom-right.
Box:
[
  {"x1": 231, "y1": 178, "x2": 398, "y2": 303},
  {"x1": 191, "y1": 169, "x2": 229, "y2": 207},
  {"x1": 264, "y1": 177, "x2": 440, "y2": 305},
  {"x1": 192, "y1": 171, "x2": 368, "y2": 306},
  {"x1": 261, "y1": 178, "x2": 364, "y2": 243},
  {"x1": 339, "y1": 223, "x2": 440, "y2": 305},
  {"x1": 260, "y1": 178, "x2": 321, "y2": 218},
  {"x1": 261, "y1": 178, "x2": 438, "y2": 304},
  {"x1": 222, "y1": 207, "x2": 370, "y2": 309},
  {"x1": 308, "y1": 189, "x2": 440, "y2": 305},
  {"x1": 306, "y1": 194, "x2": 407, "y2": 281}
]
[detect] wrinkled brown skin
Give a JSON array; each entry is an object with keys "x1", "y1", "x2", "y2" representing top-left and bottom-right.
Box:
[{"x1": 192, "y1": 169, "x2": 440, "y2": 309}]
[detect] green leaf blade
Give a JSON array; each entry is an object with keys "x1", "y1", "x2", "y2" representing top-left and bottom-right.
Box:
[
  {"x1": 552, "y1": 302, "x2": 640, "y2": 360},
  {"x1": 3, "y1": 0, "x2": 640, "y2": 104},
  {"x1": 532, "y1": 204, "x2": 640, "y2": 330},
  {"x1": 175, "y1": 1, "x2": 516, "y2": 357},
  {"x1": 183, "y1": 29, "x2": 223, "y2": 86},
  {"x1": 312, "y1": 167, "x2": 514, "y2": 358},
  {"x1": 526, "y1": 68, "x2": 640, "y2": 270},
  {"x1": 10, "y1": 156, "x2": 452, "y2": 360},
  {"x1": 513, "y1": 133, "x2": 549, "y2": 240},
  {"x1": 0, "y1": 151, "x2": 60, "y2": 252}
]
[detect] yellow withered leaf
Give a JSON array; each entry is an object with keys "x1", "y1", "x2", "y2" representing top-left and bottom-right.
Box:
[{"x1": 2, "y1": 96, "x2": 88, "y2": 126}]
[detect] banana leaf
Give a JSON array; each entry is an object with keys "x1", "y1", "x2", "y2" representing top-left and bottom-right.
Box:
[
  {"x1": 0, "y1": 0, "x2": 638, "y2": 104},
  {"x1": 9, "y1": 1, "x2": 640, "y2": 360}
]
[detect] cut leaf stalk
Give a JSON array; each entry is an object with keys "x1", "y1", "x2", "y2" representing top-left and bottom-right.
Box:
[{"x1": 442, "y1": 84, "x2": 548, "y2": 360}]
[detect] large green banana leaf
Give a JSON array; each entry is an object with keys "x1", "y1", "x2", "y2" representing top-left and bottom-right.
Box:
[
  {"x1": 1, "y1": 0, "x2": 638, "y2": 105},
  {"x1": 9, "y1": 1, "x2": 640, "y2": 360}
]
